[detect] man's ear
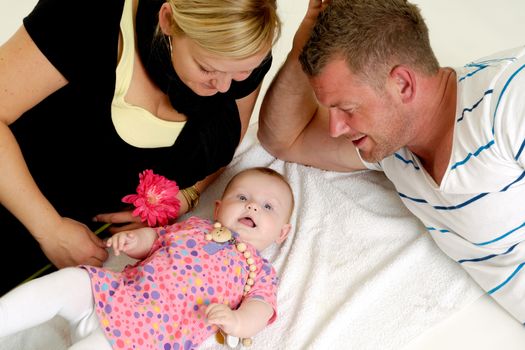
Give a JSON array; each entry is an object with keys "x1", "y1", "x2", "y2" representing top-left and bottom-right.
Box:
[
  {"x1": 276, "y1": 224, "x2": 291, "y2": 244},
  {"x1": 389, "y1": 65, "x2": 416, "y2": 103},
  {"x1": 158, "y1": 3, "x2": 174, "y2": 36},
  {"x1": 213, "y1": 200, "x2": 222, "y2": 221}
]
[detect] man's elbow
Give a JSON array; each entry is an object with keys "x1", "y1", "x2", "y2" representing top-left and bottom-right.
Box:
[{"x1": 257, "y1": 128, "x2": 292, "y2": 160}]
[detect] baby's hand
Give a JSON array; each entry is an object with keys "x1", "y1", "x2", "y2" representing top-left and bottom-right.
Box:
[
  {"x1": 106, "y1": 231, "x2": 137, "y2": 256},
  {"x1": 205, "y1": 303, "x2": 240, "y2": 335}
]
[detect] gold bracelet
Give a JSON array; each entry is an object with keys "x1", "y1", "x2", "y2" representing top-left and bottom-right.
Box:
[{"x1": 180, "y1": 185, "x2": 200, "y2": 212}]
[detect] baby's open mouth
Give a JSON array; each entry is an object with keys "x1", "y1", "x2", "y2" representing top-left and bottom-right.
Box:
[{"x1": 239, "y1": 217, "x2": 256, "y2": 228}]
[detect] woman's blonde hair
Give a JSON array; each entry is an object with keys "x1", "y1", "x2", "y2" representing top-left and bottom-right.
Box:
[{"x1": 166, "y1": 0, "x2": 281, "y2": 59}]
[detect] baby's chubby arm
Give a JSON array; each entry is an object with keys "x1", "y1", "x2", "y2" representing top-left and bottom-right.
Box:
[
  {"x1": 205, "y1": 299, "x2": 274, "y2": 338},
  {"x1": 106, "y1": 227, "x2": 157, "y2": 260}
]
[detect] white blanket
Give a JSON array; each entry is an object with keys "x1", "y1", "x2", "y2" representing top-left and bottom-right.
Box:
[{"x1": 0, "y1": 127, "x2": 483, "y2": 350}]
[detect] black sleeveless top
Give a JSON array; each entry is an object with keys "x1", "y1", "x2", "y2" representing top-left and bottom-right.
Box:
[{"x1": 5, "y1": 0, "x2": 272, "y2": 228}]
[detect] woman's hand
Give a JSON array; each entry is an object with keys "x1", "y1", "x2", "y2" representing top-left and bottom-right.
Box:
[
  {"x1": 93, "y1": 210, "x2": 147, "y2": 234},
  {"x1": 39, "y1": 217, "x2": 108, "y2": 268}
]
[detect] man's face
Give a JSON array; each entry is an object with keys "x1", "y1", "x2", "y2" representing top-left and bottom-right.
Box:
[{"x1": 309, "y1": 58, "x2": 416, "y2": 163}]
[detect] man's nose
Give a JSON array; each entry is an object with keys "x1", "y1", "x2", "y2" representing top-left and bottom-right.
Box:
[{"x1": 328, "y1": 108, "x2": 352, "y2": 138}]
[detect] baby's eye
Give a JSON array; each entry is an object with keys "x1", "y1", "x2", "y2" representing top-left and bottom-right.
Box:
[
  {"x1": 264, "y1": 203, "x2": 273, "y2": 210},
  {"x1": 238, "y1": 195, "x2": 247, "y2": 201}
]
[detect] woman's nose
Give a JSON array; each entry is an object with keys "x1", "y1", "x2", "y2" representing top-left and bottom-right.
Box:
[{"x1": 212, "y1": 73, "x2": 232, "y2": 93}]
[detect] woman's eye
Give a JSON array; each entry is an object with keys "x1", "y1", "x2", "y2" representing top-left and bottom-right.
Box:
[{"x1": 199, "y1": 66, "x2": 215, "y2": 75}]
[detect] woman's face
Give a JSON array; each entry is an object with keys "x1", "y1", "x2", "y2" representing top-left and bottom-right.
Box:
[{"x1": 169, "y1": 35, "x2": 269, "y2": 96}]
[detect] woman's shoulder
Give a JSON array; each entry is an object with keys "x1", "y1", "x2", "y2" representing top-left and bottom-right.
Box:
[
  {"x1": 23, "y1": 0, "x2": 125, "y2": 81},
  {"x1": 24, "y1": 0, "x2": 125, "y2": 39}
]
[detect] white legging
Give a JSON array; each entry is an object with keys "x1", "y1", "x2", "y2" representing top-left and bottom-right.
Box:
[{"x1": 0, "y1": 267, "x2": 112, "y2": 350}]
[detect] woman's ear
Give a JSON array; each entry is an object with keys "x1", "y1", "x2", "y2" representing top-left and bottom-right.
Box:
[{"x1": 158, "y1": 3, "x2": 174, "y2": 36}]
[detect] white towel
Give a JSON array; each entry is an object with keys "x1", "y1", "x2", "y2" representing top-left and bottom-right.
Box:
[{"x1": 197, "y1": 135, "x2": 483, "y2": 350}]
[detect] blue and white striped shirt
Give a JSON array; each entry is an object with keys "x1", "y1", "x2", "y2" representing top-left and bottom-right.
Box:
[{"x1": 364, "y1": 46, "x2": 525, "y2": 323}]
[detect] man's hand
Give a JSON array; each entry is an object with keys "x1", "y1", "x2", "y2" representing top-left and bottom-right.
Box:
[{"x1": 293, "y1": 0, "x2": 331, "y2": 52}]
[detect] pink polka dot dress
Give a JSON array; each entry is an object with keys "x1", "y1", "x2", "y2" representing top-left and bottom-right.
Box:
[{"x1": 83, "y1": 216, "x2": 278, "y2": 350}]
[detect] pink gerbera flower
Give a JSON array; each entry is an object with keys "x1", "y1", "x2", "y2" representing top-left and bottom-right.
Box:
[{"x1": 122, "y1": 169, "x2": 181, "y2": 226}]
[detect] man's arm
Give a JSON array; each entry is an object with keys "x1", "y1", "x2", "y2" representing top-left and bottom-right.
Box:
[{"x1": 258, "y1": 0, "x2": 364, "y2": 172}]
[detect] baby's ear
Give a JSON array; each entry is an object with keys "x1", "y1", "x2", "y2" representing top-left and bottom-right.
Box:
[
  {"x1": 276, "y1": 224, "x2": 291, "y2": 244},
  {"x1": 213, "y1": 200, "x2": 222, "y2": 220}
]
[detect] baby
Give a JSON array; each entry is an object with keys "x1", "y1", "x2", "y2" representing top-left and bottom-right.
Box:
[{"x1": 0, "y1": 167, "x2": 294, "y2": 350}]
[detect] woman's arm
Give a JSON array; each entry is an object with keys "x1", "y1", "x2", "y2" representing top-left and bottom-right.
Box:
[
  {"x1": 236, "y1": 83, "x2": 262, "y2": 141},
  {"x1": 0, "y1": 26, "x2": 108, "y2": 267}
]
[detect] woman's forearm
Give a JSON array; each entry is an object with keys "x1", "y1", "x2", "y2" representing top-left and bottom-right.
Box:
[{"x1": 0, "y1": 123, "x2": 62, "y2": 239}]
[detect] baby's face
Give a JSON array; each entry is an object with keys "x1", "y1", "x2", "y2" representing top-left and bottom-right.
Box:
[{"x1": 214, "y1": 171, "x2": 292, "y2": 251}]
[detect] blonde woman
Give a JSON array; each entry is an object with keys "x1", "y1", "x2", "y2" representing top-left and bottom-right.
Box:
[{"x1": 0, "y1": 0, "x2": 280, "y2": 295}]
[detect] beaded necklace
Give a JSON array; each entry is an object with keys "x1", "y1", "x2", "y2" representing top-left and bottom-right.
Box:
[
  {"x1": 205, "y1": 222, "x2": 256, "y2": 347},
  {"x1": 204, "y1": 222, "x2": 257, "y2": 295}
]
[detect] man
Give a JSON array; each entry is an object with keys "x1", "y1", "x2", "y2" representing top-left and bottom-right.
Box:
[{"x1": 258, "y1": 0, "x2": 525, "y2": 322}]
